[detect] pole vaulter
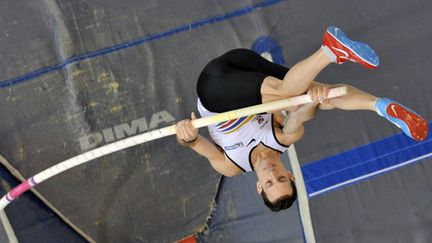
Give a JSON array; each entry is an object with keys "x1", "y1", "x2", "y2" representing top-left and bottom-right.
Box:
[{"x1": 0, "y1": 87, "x2": 347, "y2": 210}]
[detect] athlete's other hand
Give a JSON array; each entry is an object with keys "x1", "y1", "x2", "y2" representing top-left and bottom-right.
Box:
[
  {"x1": 308, "y1": 83, "x2": 330, "y2": 104},
  {"x1": 176, "y1": 112, "x2": 199, "y2": 146}
]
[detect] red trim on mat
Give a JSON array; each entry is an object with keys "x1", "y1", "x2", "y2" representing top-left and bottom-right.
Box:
[{"x1": 176, "y1": 234, "x2": 197, "y2": 243}]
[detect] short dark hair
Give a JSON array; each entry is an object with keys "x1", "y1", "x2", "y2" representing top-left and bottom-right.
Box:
[{"x1": 261, "y1": 179, "x2": 297, "y2": 212}]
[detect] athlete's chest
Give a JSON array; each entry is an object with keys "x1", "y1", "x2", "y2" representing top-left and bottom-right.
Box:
[{"x1": 209, "y1": 115, "x2": 274, "y2": 155}]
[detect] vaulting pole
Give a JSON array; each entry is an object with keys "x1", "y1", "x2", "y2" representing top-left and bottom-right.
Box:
[{"x1": 0, "y1": 86, "x2": 347, "y2": 210}]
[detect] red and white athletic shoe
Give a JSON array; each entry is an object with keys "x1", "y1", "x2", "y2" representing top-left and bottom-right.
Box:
[
  {"x1": 376, "y1": 98, "x2": 429, "y2": 142},
  {"x1": 322, "y1": 26, "x2": 380, "y2": 69}
]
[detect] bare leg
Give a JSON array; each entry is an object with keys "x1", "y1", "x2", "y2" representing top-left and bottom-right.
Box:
[
  {"x1": 317, "y1": 82, "x2": 429, "y2": 142},
  {"x1": 281, "y1": 82, "x2": 379, "y2": 138},
  {"x1": 261, "y1": 49, "x2": 332, "y2": 103},
  {"x1": 318, "y1": 83, "x2": 377, "y2": 112}
]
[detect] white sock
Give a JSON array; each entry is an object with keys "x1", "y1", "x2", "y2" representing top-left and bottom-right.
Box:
[
  {"x1": 321, "y1": 45, "x2": 336, "y2": 63},
  {"x1": 375, "y1": 98, "x2": 385, "y2": 117}
]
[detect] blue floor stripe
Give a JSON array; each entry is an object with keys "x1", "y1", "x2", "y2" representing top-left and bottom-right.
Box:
[
  {"x1": 0, "y1": 0, "x2": 285, "y2": 89},
  {"x1": 303, "y1": 122, "x2": 432, "y2": 198}
]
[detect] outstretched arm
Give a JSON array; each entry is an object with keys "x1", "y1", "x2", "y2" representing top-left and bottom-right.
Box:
[{"x1": 176, "y1": 112, "x2": 241, "y2": 177}]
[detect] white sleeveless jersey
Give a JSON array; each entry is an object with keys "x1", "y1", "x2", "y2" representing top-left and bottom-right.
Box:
[{"x1": 197, "y1": 99, "x2": 289, "y2": 172}]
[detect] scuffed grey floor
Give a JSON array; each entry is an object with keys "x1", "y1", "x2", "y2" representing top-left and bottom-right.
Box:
[{"x1": 0, "y1": 0, "x2": 431, "y2": 242}]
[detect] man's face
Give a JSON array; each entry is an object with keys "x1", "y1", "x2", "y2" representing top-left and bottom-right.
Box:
[{"x1": 255, "y1": 158, "x2": 295, "y2": 202}]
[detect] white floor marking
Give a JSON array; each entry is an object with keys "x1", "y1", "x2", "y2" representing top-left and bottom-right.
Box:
[
  {"x1": 288, "y1": 145, "x2": 316, "y2": 243},
  {"x1": 0, "y1": 210, "x2": 18, "y2": 243}
]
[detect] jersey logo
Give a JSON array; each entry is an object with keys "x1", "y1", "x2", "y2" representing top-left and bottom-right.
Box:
[
  {"x1": 256, "y1": 115, "x2": 264, "y2": 124},
  {"x1": 224, "y1": 142, "x2": 244, "y2": 151},
  {"x1": 247, "y1": 139, "x2": 256, "y2": 147}
]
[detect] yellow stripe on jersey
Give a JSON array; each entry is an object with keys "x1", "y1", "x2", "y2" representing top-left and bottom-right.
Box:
[{"x1": 224, "y1": 115, "x2": 255, "y2": 134}]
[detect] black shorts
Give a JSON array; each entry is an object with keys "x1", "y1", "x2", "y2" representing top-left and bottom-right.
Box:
[{"x1": 197, "y1": 48, "x2": 289, "y2": 113}]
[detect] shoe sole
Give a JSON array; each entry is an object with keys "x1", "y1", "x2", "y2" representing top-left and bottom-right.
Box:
[
  {"x1": 384, "y1": 102, "x2": 429, "y2": 141},
  {"x1": 327, "y1": 26, "x2": 379, "y2": 68}
]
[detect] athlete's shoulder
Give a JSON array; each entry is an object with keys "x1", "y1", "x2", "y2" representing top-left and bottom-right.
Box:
[{"x1": 210, "y1": 153, "x2": 243, "y2": 177}]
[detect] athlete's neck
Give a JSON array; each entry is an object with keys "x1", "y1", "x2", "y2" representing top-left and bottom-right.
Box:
[{"x1": 251, "y1": 144, "x2": 281, "y2": 169}]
